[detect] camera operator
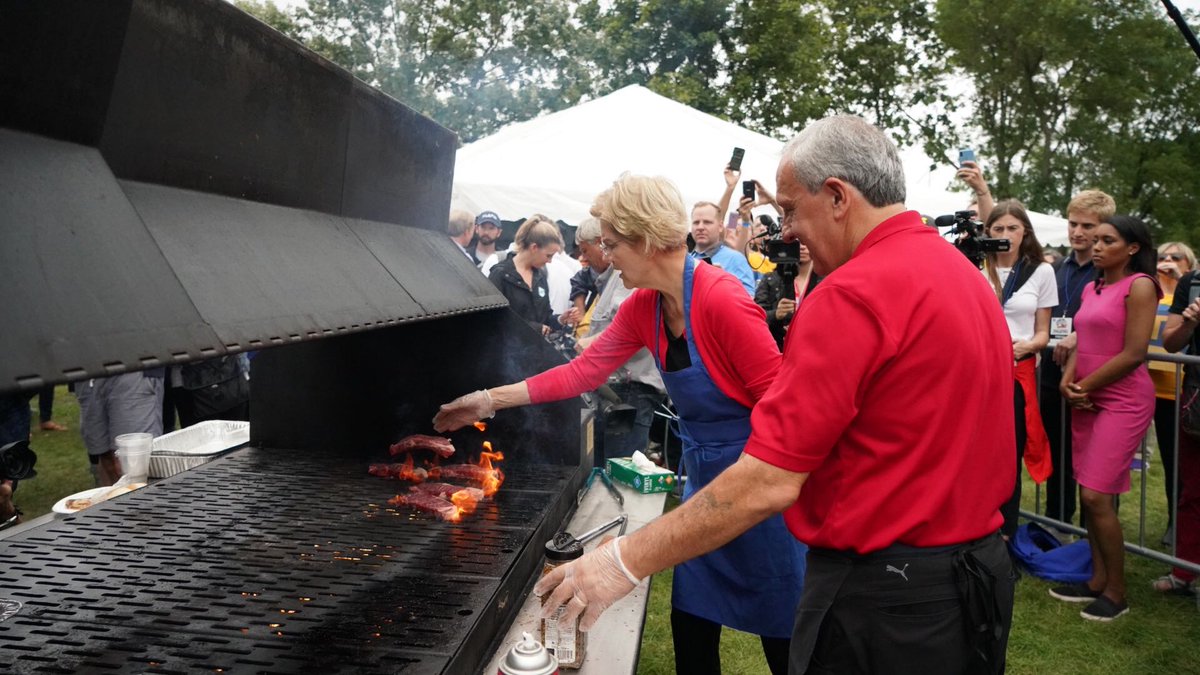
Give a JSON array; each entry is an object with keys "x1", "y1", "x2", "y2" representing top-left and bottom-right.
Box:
[{"x1": 982, "y1": 200, "x2": 1058, "y2": 539}]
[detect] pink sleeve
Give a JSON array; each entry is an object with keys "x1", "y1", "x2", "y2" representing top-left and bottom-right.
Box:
[{"x1": 526, "y1": 293, "x2": 651, "y2": 404}]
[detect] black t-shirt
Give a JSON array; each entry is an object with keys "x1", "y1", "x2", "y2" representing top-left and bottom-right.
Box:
[{"x1": 663, "y1": 320, "x2": 691, "y2": 373}]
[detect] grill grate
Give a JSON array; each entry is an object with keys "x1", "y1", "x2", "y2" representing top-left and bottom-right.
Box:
[{"x1": 0, "y1": 447, "x2": 577, "y2": 674}]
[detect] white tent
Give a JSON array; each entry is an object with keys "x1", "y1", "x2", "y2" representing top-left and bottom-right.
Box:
[{"x1": 452, "y1": 85, "x2": 1069, "y2": 246}]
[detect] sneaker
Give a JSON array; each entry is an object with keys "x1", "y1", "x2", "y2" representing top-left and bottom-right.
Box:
[
  {"x1": 1049, "y1": 583, "x2": 1101, "y2": 603},
  {"x1": 1080, "y1": 595, "x2": 1129, "y2": 622}
]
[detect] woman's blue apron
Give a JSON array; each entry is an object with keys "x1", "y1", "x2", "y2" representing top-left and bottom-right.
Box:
[{"x1": 656, "y1": 256, "x2": 806, "y2": 638}]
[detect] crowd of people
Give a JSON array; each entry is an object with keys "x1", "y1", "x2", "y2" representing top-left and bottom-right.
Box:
[{"x1": 439, "y1": 114, "x2": 1197, "y2": 672}]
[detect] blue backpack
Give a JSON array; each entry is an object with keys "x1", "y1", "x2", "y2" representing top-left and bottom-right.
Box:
[{"x1": 1009, "y1": 522, "x2": 1093, "y2": 583}]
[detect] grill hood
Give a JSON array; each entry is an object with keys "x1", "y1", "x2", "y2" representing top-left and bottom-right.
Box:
[{"x1": 0, "y1": 0, "x2": 504, "y2": 394}]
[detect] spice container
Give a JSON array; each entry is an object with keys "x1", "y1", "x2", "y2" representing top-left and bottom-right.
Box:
[
  {"x1": 498, "y1": 631, "x2": 559, "y2": 675},
  {"x1": 540, "y1": 532, "x2": 586, "y2": 669}
]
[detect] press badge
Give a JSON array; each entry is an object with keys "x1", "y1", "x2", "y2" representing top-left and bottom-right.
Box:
[{"x1": 1049, "y1": 317, "x2": 1072, "y2": 346}]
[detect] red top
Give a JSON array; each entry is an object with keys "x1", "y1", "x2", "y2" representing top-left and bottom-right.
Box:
[
  {"x1": 527, "y1": 261, "x2": 780, "y2": 408},
  {"x1": 744, "y1": 211, "x2": 1015, "y2": 553}
]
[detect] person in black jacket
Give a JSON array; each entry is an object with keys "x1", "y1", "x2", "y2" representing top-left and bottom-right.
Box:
[
  {"x1": 754, "y1": 243, "x2": 820, "y2": 350},
  {"x1": 488, "y1": 214, "x2": 565, "y2": 335}
]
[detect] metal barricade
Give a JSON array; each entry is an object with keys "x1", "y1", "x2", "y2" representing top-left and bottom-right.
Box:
[{"x1": 1025, "y1": 351, "x2": 1200, "y2": 578}]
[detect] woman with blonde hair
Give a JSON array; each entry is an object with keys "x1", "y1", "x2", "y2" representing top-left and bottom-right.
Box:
[
  {"x1": 1150, "y1": 241, "x2": 1196, "y2": 543},
  {"x1": 487, "y1": 214, "x2": 564, "y2": 335},
  {"x1": 982, "y1": 200, "x2": 1059, "y2": 538},
  {"x1": 436, "y1": 173, "x2": 804, "y2": 675}
]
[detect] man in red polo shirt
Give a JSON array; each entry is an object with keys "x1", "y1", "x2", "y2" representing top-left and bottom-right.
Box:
[{"x1": 537, "y1": 116, "x2": 1016, "y2": 674}]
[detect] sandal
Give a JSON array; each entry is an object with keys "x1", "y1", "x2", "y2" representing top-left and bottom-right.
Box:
[{"x1": 1152, "y1": 574, "x2": 1196, "y2": 597}]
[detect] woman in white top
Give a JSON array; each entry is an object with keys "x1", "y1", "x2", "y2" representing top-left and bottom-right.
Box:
[{"x1": 983, "y1": 200, "x2": 1059, "y2": 538}]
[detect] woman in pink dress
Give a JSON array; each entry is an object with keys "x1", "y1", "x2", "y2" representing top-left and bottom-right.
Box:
[{"x1": 1051, "y1": 215, "x2": 1160, "y2": 621}]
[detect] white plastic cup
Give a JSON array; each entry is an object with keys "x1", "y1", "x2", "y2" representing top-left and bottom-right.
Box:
[{"x1": 114, "y1": 432, "x2": 153, "y2": 482}]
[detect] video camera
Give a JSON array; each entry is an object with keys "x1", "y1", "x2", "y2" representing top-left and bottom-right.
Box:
[
  {"x1": 935, "y1": 210, "x2": 1010, "y2": 267},
  {"x1": 756, "y1": 215, "x2": 805, "y2": 300}
]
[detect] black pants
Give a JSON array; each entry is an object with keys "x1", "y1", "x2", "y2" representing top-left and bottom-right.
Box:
[
  {"x1": 671, "y1": 608, "x2": 789, "y2": 675},
  {"x1": 37, "y1": 386, "x2": 54, "y2": 424},
  {"x1": 1040, "y1": 384, "x2": 1080, "y2": 525},
  {"x1": 1154, "y1": 397, "x2": 1178, "y2": 527},
  {"x1": 1000, "y1": 384, "x2": 1027, "y2": 539},
  {"x1": 792, "y1": 534, "x2": 1014, "y2": 675}
]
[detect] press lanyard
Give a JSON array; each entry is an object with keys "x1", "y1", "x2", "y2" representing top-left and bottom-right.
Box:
[
  {"x1": 1001, "y1": 260, "x2": 1024, "y2": 306},
  {"x1": 1060, "y1": 263, "x2": 1087, "y2": 317}
]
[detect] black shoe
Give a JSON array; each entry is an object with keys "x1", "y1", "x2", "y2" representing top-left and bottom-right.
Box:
[
  {"x1": 1080, "y1": 595, "x2": 1129, "y2": 622},
  {"x1": 1048, "y1": 583, "x2": 1101, "y2": 603}
]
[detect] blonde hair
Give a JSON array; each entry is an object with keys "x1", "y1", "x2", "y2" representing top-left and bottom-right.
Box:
[
  {"x1": 448, "y1": 209, "x2": 474, "y2": 237},
  {"x1": 514, "y1": 214, "x2": 563, "y2": 250},
  {"x1": 590, "y1": 173, "x2": 688, "y2": 254},
  {"x1": 1066, "y1": 190, "x2": 1116, "y2": 222},
  {"x1": 1159, "y1": 241, "x2": 1197, "y2": 271}
]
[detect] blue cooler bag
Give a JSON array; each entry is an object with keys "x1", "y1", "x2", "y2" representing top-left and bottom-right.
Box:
[{"x1": 1009, "y1": 522, "x2": 1093, "y2": 583}]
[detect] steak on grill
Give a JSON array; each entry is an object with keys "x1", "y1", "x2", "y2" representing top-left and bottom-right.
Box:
[{"x1": 389, "y1": 434, "x2": 456, "y2": 458}]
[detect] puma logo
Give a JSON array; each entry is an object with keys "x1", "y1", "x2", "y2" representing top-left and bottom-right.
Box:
[{"x1": 885, "y1": 563, "x2": 909, "y2": 581}]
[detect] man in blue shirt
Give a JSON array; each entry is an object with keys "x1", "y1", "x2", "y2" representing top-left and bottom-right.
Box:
[
  {"x1": 689, "y1": 201, "x2": 756, "y2": 296},
  {"x1": 1039, "y1": 190, "x2": 1115, "y2": 527}
]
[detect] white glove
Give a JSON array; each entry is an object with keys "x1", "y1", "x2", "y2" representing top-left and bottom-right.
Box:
[
  {"x1": 534, "y1": 536, "x2": 640, "y2": 632},
  {"x1": 432, "y1": 390, "x2": 495, "y2": 432}
]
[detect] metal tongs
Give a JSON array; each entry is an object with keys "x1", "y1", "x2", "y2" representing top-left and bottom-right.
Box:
[
  {"x1": 556, "y1": 514, "x2": 628, "y2": 551},
  {"x1": 577, "y1": 466, "x2": 624, "y2": 507}
]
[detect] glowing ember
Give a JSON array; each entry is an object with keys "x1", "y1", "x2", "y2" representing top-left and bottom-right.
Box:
[{"x1": 473, "y1": 421, "x2": 488, "y2": 431}]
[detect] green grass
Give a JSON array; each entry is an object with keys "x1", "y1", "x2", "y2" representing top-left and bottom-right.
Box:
[
  {"x1": 15, "y1": 386, "x2": 94, "y2": 519},
  {"x1": 637, "y1": 441, "x2": 1200, "y2": 675}
]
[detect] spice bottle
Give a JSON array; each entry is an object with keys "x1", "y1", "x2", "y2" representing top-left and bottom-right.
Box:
[
  {"x1": 540, "y1": 532, "x2": 586, "y2": 669},
  {"x1": 498, "y1": 631, "x2": 559, "y2": 675}
]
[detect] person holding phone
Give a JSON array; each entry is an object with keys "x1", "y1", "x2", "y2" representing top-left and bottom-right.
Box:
[
  {"x1": 434, "y1": 173, "x2": 805, "y2": 675},
  {"x1": 1053, "y1": 216, "x2": 1160, "y2": 621},
  {"x1": 955, "y1": 149, "x2": 994, "y2": 222}
]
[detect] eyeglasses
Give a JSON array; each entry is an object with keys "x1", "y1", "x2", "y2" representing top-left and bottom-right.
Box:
[
  {"x1": 598, "y1": 239, "x2": 622, "y2": 256},
  {"x1": 1160, "y1": 253, "x2": 1185, "y2": 262}
]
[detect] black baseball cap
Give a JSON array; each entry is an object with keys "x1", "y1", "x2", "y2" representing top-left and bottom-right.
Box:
[{"x1": 475, "y1": 211, "x2": 501, "y2": 227}]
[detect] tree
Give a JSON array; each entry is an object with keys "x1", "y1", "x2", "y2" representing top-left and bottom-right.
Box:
[
  {"x1": 234, "y1": 0, "x2": 599, "y2": 143},
  {"x1": 936, "y1": 0, "x2": 1200, "y2": 236}
]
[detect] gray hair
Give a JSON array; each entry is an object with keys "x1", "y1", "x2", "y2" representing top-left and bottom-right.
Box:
[
  {"x1": 781, "y1": 116, "x2": 906, "y2": 208},
  {"x1": 575, "y1": 217, "x2": 602, "y2": 244},
  {"x1": 448, "y1": 208, "x2": 474, "y2": 237}
]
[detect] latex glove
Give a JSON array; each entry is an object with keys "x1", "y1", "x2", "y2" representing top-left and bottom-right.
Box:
[
  {"x1": 535, "y1": 536, "x2": 640, "y2": 632},
  {"x1": 432, "y1": 389, "x2": 495, "y2": 432}
]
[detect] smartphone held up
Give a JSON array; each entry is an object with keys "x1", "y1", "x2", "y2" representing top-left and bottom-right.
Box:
[{"x1": 729, "y1": 147, "x2": 745, "y2": 172}]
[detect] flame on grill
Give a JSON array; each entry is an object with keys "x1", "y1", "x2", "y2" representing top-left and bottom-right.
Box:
[
  {"x1": 473, "y1": 421, "x2": 488, "y2": 431},
  {"x1": 396, "y1": 454, "x2": 427, "y2": 483},
  {"x1": 479, "y1": 443, "x2": 504, "y2": 498},
  {"x1": 448, "y1": 489, "x2": 479, "y2": 522}
]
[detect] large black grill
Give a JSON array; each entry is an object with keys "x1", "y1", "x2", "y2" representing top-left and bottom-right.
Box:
[
  {"x1": 0, "y1": 449, "x2": 580, "y2": 674},
  {"x1": 0, "y1": 1, "x2": 593, "y2": 671}
]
